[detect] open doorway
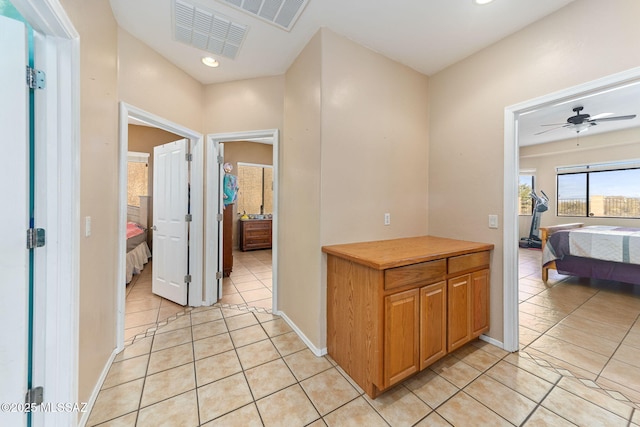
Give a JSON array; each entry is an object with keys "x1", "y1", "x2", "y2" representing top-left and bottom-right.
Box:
[
  {"x1": 221, "y1": 147, "x2": 274, "y2": 309},
  {"x1": 205, "y1": 130, "x2": 279, "y2": 312},
  {"x1": 123, "y1": 128, "x2": 191, "y2": 341},
  {"x1": 503, "y1": 67, "x2": 640, "y2": 354},
  {"x1": 117, "y1": 102, "x2": 204, "y2": 349}
]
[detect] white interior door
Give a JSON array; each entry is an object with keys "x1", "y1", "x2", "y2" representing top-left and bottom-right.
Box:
[
  {"x1": 153, "y1": 139, "x2": 189, "y2": 305},
  {"x1": 0, "y1": 15, "x2": 29, "y2": 426},
  {"x1": 217, "y1": 143, "x2": 224, "y2": 300}
]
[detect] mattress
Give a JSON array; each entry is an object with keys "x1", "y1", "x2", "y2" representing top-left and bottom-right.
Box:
[{"x1": 126, "y1": 221, "x2": 147, "y2": 252}]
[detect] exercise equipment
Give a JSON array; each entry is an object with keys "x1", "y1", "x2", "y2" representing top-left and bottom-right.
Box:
[{"x1": 519, "y1": 190, "x2": 549, "y2": 249}]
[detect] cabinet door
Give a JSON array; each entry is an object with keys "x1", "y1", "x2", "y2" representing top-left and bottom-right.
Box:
[
  {"x1": 471, "y1": 269, "x2": 490, "y2": 338},
  {"x1": 420, "y1": 281, "x2": 447, "y2": 369},
  {"x1": 447, "y1": 274, "x2": 470, "y2": 352},
  {"x1": 384, "y1": 288, "x2": 419, "y2": 388}
]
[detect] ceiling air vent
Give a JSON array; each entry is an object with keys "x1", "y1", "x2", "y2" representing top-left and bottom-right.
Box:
[
  {"x1": 173, "y1": 0, "x2": 248, "y2": 60},
  {"x1": 218, "y1": 0, "x2": 309, "y2": 31}
]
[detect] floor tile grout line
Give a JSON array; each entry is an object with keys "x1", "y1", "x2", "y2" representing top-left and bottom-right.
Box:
[
  {"x1": 518, "y1": 373, "x2": 569, "y2": 427},
  {"x1": 518, "y1": 250, "x2": 640, "y2": 412},
  {"x1": 595, "y1": 311, "x2": 640, "y2": 384}
]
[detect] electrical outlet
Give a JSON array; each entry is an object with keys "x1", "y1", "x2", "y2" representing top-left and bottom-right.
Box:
[
  {"x1": 488, "y1": 214, "x2": 498, "y2": 229},
  {"x1": 384, "y1": 213, "x2": 391, "y2": 226}
]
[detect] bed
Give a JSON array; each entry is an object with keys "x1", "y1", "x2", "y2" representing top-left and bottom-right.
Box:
[
  {"x1": 540, "y1": 223, "x2": 640, "y2": 285},
  {"x1": 126, "y1": 196, "x2": 152, "y2": 284}
]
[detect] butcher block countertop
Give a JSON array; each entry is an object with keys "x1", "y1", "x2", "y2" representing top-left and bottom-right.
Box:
[{"x1": 322, "y1": 235, "x2": 494, "y2": 270}]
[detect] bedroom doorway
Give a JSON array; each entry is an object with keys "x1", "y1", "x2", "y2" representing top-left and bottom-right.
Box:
[
  {"x1": 205, "y1": 130, "x2": 280, "y2": 312},
  {"x1": 117, "y1": 102, "x2": 204, "y2": 349},
  {"x1": 503, "y1": 66, "x2": 640, "y2": 353}
]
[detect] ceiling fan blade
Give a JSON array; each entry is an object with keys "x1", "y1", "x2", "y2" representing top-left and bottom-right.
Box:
[
  {"x1": 540, "y1": 123, "x2": 567, "y2": 127},
  {"x1": 587, "y1": 113, "x2": 613, "y2": 120},
  {"x1": 591, "y1": 114, "x2": 637, "y2": 122},
  {"x1": 534, "y1": 125, "x2": 567, "y2": 135}
]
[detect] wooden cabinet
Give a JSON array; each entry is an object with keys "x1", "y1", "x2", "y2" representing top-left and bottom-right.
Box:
[
  {"x1": 420, "y1": 281, "x2": 447, "y2": 369},
  {"x1": 239, "y1": 219, "x2": 272, "y2": 251},
  {"x1": 384, "y1": 289, "x2": 419, "y2": 388},
  {"x1": 471, "y1": 269, "x2": 490, "y2": 337},
  {"x1": 448, "y1": 252, "x2": 491, "y2": 352},
  {"x1": 323, "y1": 236, "x2": 492, "y2": 398}
]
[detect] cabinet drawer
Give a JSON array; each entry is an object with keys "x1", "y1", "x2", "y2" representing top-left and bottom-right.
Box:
[
  {"x1": 246, "y1": 229, "x2": 271, "y2": 238},
  {"x1": 384, "y1": 260, "x2": 446, "y2": 291},
  {"x1": 243, "y1": 221, "x2": 271, "y2": 230},
  {"x1": 246, "y1": 237, "x2": 271, "y2": 245},
  {"x1": 448, "y1": 251, "x2": 490, "y2": 275}
]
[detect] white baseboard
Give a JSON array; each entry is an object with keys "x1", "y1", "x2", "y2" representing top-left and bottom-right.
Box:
[
  {"x1": 77, "y1": 349, "x2": 118, "y2": 427},
  {"x1": 276, "y1": 310, "x2": 327, "y2": 357},
  {"x1": 479, "y1": 334, "x2": 506, "y2": 350}
]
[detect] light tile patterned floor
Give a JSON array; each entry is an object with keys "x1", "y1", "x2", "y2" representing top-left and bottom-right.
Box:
[
  {"x1": 91, "y1": 248, "x2": 640, "y2": 426},
  {"x1": 518, "y1": 247, "x2": 640, "y2": 408},
  {"x1": 125, "y1": 249, "x2": 273, "y2": 341}
]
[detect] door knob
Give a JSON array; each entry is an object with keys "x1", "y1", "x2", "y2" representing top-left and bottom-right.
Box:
[{"x1": 152, "y1": 225, "x2": 157, "y2": 231}]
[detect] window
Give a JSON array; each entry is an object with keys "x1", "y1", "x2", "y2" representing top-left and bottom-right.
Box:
[
  {"x1": 557, "y1": 162, "x2": 640, "y2": 218},
  {"x1": 237, "y1": 163, "x2": 273, "y2": 215},
  {"x1": 518, "y1": 174, "x2": 535, "y2": 215},
  {"x1": 127, "y1": 152, "x2": 149, "y2": 207}
]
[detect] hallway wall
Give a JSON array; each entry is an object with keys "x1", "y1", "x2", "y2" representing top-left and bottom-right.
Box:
[{"x1": 59, "y1": 0, "x2": 119, "y2": 407}]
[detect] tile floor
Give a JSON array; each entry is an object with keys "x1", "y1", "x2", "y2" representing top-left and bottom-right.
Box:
[
  {"x1": 220, "y1": 249, "x2": 273, "y2": 310},
  {"x1": 518, "y1": 247, "x2": 640, "y2": 406},
  {"x1": 90, "y1": 248, "x2": 640, "y2": 426},
  {"x1": 125, "y1": 249, "x2": 273, "y2": 342}
]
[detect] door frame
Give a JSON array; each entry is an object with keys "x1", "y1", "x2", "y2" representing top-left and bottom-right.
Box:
[
  {"x1": 8, "y1": 1, "x2": 80, "y2": 426},
  {"x1": 502, "y1": 66, "x2": 640, "y2": 352},
  {"x1": 205, "y1": 130, "x2": 279, "y2": 310},
  {"x1": 117, "y1": 103, "x2": 204, "y2": 348}
]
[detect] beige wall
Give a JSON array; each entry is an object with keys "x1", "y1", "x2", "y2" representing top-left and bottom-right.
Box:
[
  {"x1": 519, "y1": 128, "x2": 640, "y2": 235},
  {"x1": 221, "y1": 141, "x2": 273, "y2": 248},
  {"x1": 118, "y1": 28, "x2": 203, "y2": 132},
  {"x1": 281, "y1": 31, "x2": 324, "y2": 346},
  {"x1": 202, "y1": 76, "x2": 285, "y2": 134},
  {"x1": 280, "y1": 29, "x2": 430, "y2": 348},
  {"x1": 59, "y1": 0, "x2": 119, "y2": 406},
  {"x1": 428, "y1": 0, "x2": 640, "y2": 343},
  {"x1": 320, "y1": 29, "x2": 429, "y2": 245}
]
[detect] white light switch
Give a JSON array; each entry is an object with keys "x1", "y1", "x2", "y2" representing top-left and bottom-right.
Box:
[
  {"x1": 85, "y1": 216, "x2": 91, "y2": 237},
  {"x1": 384, "y1": 213, "x2": 391, "y2": 226},
  {"x1": 488, "y1": 214, "x2": 498, "y2": 229}
]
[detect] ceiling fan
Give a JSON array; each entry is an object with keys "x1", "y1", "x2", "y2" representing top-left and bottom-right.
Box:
[{"x1": 534, "y1": 106, "x2": 637, "y2": 135}]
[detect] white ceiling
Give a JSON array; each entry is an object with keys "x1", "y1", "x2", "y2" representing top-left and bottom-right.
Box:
[
  {"x1": 112, "y1": 0, "x2": 640, "y2": 145},
  {"x1": 110, "y1": 0, "x2": 575, "y2": 85},
  {"x1": 518, "y1": 80, "x2": 640, "y2": 146}
]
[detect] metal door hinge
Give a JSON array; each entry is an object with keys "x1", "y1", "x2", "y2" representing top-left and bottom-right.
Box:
[
  {"x1": 26, "y1": 66, "x2": 46, "y2": 90},
  {"x1": 27, "y1": 228, "x2": 46, "y2": 249},
  {"x1": 184, "y1": 274, "x2": 192, "y2": 283},
  {"x1": 185, "y1": 153, "x2": 193, "y2": 162},
  {"x1": 216, "y1": 213, "x2": 223, "y2": 221},
  {"x1": 185, "y1": 214, "x2": 192, "y2": 222},
  {"x1": 25, "y1": 386, "x2": 43, "y2": 406},
  {"x1": 216, "y1": 271, "x2": 222, "y2": 280},
  {"x1": 217, "y1": 155, "x2": 223, "y2": 164}
]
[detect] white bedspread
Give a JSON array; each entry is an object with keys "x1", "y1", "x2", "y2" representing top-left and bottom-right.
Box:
[
  {"x1": 126, "y1": 241, "x2": 151, "y2": 283},
  {"x1": 569, "y1": 226, "x2": 640, "y2": 265}
]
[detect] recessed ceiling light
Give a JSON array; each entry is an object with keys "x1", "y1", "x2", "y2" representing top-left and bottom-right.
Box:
[
  {"x1": 474, "y1": 0, "x2": 495, "y2": 5},
  {"x1": 202, "y1": 57, "x2": 220, "y2": 68}
]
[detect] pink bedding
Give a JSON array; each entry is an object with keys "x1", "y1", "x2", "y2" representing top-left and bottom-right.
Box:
[{"x1": 126, "y1": 221, "x2": 145, "y2": 239}]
